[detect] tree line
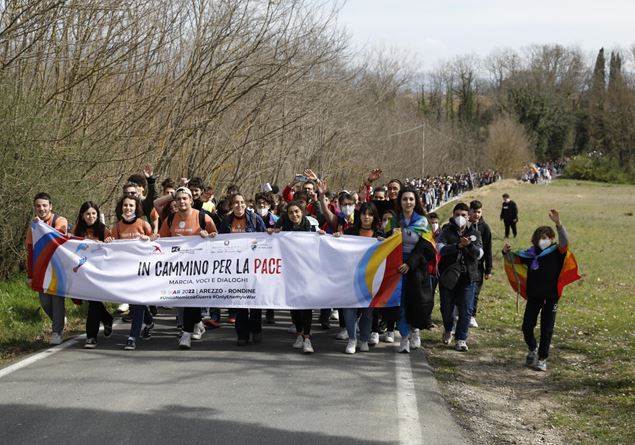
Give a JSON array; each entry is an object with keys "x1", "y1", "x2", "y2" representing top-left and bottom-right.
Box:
[{"x1": 1, "y1": 1, "x2": 634, "y2": 278}]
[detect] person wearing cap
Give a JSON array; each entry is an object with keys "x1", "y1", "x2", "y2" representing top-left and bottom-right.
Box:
[{"x1": 159, "y1": 187, "x2": 218, "y2": 350}]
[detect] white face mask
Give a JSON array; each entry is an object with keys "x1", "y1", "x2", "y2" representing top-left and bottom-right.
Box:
[
  {"x1": 341, "y1": 205, "x2": 354, "y2": 217},
  {"x1": 538, "y1": 239, "x2": 552, "y2": 250},
  {"x1": 431, "y1": 223, "x2": 439, "y2": 232},
  {"x1": 256, "y1": 207, "x2": 269, "y2": 217},
  {"x1": 454, "y1": 215, "x2": 467, "y2": 228}
]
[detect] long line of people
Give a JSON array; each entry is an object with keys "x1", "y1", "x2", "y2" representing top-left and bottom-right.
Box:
[{"x1": 26, "y1": 165, "x2": 499, "y2": 356}]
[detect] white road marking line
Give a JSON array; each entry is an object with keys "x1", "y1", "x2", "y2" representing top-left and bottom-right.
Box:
[
  {"x1": 0, "y1": 336, "x2": 81, "y2": 379},
  {"x1": 0, "y1": 320, "x2": 121, "y2": 379},
  {"x1": 396, "y1": 352, "x2": 424, "y2": 445}
]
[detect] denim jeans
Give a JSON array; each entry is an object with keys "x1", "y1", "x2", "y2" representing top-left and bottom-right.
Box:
[
  {"x1": 440, "y1": 280, "x2": 475, "y2": 341},
  {"x1": 397, "y1": 301, "x2": 411, "y2": 338},
  {"x1": 343, "y1": 308, "x2": 372, "y2": 342},
  {"x1": 129, "y1": 305, "x2": 153, "y2": 338}
]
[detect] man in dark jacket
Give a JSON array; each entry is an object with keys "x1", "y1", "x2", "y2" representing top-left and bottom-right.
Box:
[
  {"x1": 468, "y1": 200, "x2": 493, "y2": 328},
  {"x1": 500, "y1": 193, "x2": 518, "y2": 238},
  {"x1": 437, "y1": 202, "x2": 483, "y2": 352}
]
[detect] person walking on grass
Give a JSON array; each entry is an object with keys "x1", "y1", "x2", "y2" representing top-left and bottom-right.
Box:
[
  {"x1": 437, "y1": 202, "x2": 483, "y2": 352},
  {"x1": 500, "y1": 193, "x2": 519, "y2": 238},
  {"x1": 467, "y1": 200, "x2": 493, "y2": 329},
  {"x1": 502, "y1": 209, "x2": 580, "y2": 372}
]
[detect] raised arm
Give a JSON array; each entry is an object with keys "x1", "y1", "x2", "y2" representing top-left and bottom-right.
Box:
[
  {"x1": 359, "y1": 168, "x2": 382, "y2": 202},
  {"x1": 317, "y1": 180, "x2": 338, "y2": 230},
  {"x1": 549, "y1": 209, "x2": 568, "y2": 250}
]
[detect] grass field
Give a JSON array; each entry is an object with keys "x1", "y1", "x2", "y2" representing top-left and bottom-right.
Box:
[
  {"x1": 0, "y1": 278, "x2": 90, "y2": 366},
  {"x1": 423, "y1": 178, "x2": 635, "y2": 445}
]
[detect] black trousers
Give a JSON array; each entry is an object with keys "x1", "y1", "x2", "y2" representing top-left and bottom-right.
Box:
[
  {"x1": 422, "y1": 276, "x2": 439, "y2": 327},
  {"x1": 235, "y1": 309, "x2": 262, "y2": 340},
  {"x1": 86, "y1": 301, "x2": 113, "y2": 339},
  {"x1": 183, "y1": 307, "x2": 202, "y2": 333},
  {"x1": 291, "y1": 309, "x2": 313, "y2": 336},
  {"x1": 504, "y1": 220, "x2": 517, "y2": 238},
  {"x1": 381, "y1": 306, "x2": 401, "y2": 331},
  {"x1": 372, "y1": 308, "x2": 380, "y2": 332},
  {"x1": 522, "y1": 295, "x2": 558, "y2": 359}
]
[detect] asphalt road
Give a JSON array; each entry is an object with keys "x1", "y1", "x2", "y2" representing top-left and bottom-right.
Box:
[{"x1": 0, "y1": 310, "x2": 469, "y2": 445}]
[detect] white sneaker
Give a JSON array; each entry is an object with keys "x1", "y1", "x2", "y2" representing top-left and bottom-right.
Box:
[
  {"x1": 302, "y1": 338, "x2": 314, "y2": 353},
  {"x1": 191, "y1": 321, "x2": 205, "y2": 340},
  {"x1": 287, "y1": 324, "x2": 297, "y2": 334},
  {"x1": 358, "y1": 341, "x2": 370, "y2": 352},
  {"x1": 442, "y1": 330, "x2": 453, "y2": 345},
  {"x1": 368, "y1": 332, "x2": 379, "y2": 346},
  {"x1": 293, "y1": 335, "x2": 304, "y2": 349},
  {"x1": 533, "y1": 358, "x2": 547, "y2": 372},
  {"x1": 330, "y1": 309, "x2": 339, "y2": 321},
  {"x1": 469, "y1": 317, "x2": 479, "y2": 328},
  {"x1": 380, "y1": 331, "x2": 395, "y2": 343},
  {"x1": 410, "y1": 329, "x2": 421, "y2": 349},
  {"x1": 399, "y1": 337, "x2": 410, "y2": 353},
  {"x1": 345, "y1": 339, "x2": 357, "y2": 354},
  {"x1": 335, "y1": 328, "x2": 349, "y2": 340},
  {"x1": 455, "y1": 339, "x2": 468, "y2": 352},
  {"x1": 50, "y1": 332, "x2": 63, "y2": 345},
  {"x1": 117, "y1": 303, "x2": 129, "y2": 312},
  {"x1": 178, "y1": 332, "x2": 192, "y2": 349}
]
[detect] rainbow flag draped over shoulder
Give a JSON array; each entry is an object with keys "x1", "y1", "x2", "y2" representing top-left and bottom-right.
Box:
[
  {"x1": 384, "y1": 212, "x2": 439, "y2": 273},
  {"x1": 504, "y1": 243, "x2": 581, "y2": 300}
]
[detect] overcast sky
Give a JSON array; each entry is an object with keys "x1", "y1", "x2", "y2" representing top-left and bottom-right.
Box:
[{"x1": 332, "y1": 0, "x2": 635, "y2": 70}]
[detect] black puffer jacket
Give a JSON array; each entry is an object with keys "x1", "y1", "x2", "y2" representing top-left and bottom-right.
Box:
[{"x1": 437, "y1": 219, "x2": 483, "y2": 283}]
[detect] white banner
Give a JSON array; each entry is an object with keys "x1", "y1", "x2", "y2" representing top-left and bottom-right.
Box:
[{"x1": 30, "y1": 222, "x2": 403, "y2": 308}]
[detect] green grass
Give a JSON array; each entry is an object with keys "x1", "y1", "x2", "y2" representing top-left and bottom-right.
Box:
[
  {"x1": 0, "y1": 276, "x2": 88, "y2": 365},
  {"x1": 424, "y1": 178, "x2": 635, "y2": 445}
]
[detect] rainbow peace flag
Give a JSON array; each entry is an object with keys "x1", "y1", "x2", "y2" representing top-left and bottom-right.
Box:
[
  {"x1": 504, "y1": 244, "x2": 581, "y2": 300},
  {"x1": 353, "y1": 232, "x2": 403, "y2": 307},
  {"x1": 384, "y1": 212, "x2": 439, "y2": 273},
  {"x1": 30, "y1": 222, "x2": 70, "y2": 296}
]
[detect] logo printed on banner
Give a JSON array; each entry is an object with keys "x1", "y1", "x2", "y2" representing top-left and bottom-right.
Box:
[
  {"x1": 72, "y1": 243, "x2": 90, "y2": 272},
  {"x1": 172, "y1": 246, "x2": 180, "y2": 253},
  {"x1": 151, "y1": 243, "x2": 163, "y2": 254}
]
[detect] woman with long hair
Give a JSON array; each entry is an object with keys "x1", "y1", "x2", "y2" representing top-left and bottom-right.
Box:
[
  {"x1": 106, "y1": 195, "x2": 156, "y2": 351},
  {"x1": 334, "y1": 202, "x2": 384, "y2": 354},
  {"x1": 393, "y1": 187, "x2": 436, "y2": 353},
  {"x1": 270, "y1": 200, "x2": 318, "y2": 354},
  {"x1": 73, "y1": 201, "x2": 113, "y2": 349}
]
